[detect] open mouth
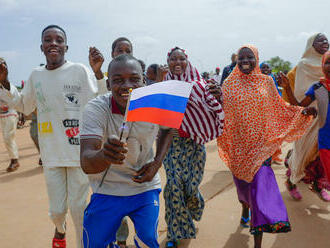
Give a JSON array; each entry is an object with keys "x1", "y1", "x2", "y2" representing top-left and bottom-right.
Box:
[
  {"x1": 119, "y1": 90, "x2": 131, "y2": 98},
  {"x1": 174, "y1": 65, "x2": 182, "y2": 72},
  {"x1": 48, "y1": 48, "x2": 60, "y2": 55},
  {"x1": 242, "y1": 64, "x2": 250, "y2": 70}
]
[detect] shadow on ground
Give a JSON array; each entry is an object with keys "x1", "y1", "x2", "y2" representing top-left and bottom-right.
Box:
[
  {"x1": 222, "y1": 225, "x2": 250, "y2": 248},
  {"x1": 0, "y1": 166, "x2": 43, "y2": 183},
  {"x1": 270, "y1": 183, "x2": 330, "y2": 248},
  {"x1": 200, "y1": 171, "x2": 234, "y2": 201}
]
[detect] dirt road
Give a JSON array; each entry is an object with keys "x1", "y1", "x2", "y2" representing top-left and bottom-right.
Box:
[{"x1": 1, "y1": 125, "x2": 329, "y2": 247}]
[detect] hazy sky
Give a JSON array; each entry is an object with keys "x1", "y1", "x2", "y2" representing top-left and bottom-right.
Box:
[{"x1": 1, "y1": 0, "x2": 329, "y2": 85}]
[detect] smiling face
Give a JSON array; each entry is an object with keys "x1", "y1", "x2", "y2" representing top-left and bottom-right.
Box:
[
  {"x1": 112, "y1": 40, "x2": 133, "y2": 58},
  {"x1": 313, "y1": 34, "x2": 329, "y2": 55},
  {"x1": 107, "y1": 59, "x2": 144, "y2": 113},
  {"x1": 41, "y1": 28, "x2": 68, "y2": 70},
  {"x1": 168, "y1": 49, "x2": 188, "y2": 76},
  {"x1": 260, "y1": 63, "x2": 272, "y2": 75},
  {"x1": 237, "y1": 47, "x2": 257, "y2": 74},
  {"x1": 146, "y1": 66, "x2": 157, "y2": 81}
]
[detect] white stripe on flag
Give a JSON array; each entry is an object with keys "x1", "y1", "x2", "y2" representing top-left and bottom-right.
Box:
[{"x1": 130, "y1": 80, "x2": 193, "y2": 100}]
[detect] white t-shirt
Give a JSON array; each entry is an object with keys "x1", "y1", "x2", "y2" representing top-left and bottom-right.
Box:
[
  {"x1": 80, "y1": 93, "x2": 161, "y2": 196},
  {"x1": 0, "y1": 61, "x2": 102, "y2": 167},
  {"x1": 213, "y1": 74, "x2": 221, "y2": 85}
]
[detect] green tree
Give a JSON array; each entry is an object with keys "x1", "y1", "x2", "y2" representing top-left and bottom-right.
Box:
[{"x1": 267, "y1": 56, "x2": 292, "y2": 73}]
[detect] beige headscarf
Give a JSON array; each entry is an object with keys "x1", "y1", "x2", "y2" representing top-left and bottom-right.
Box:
[
  {"x1": 289, "y1": 33, "x2": 326, "y2": 183},
  {"x1": 294, "y1": 33, "x2": 325, "y2": 100}
]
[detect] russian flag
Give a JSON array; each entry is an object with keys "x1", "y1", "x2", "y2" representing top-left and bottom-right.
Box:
[{"x1": 127, "y1": 80, "x2": 193, "y2": 128}]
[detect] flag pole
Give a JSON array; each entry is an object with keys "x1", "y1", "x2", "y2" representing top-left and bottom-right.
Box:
[
  {"x1": 119, "y1": 88, "x2": 133, "y2": 141},
  {"x1": 99, "y1": 88, "x2": 133, "y2": 189}
]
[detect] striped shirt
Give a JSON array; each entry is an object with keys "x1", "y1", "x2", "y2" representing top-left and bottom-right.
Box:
[{"x1": 165, "y1": 62, "x2": 224, "y2": 144}]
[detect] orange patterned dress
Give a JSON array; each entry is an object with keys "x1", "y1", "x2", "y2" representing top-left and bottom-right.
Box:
[{"x1": 217, "y1": 45, "x2": 314, "y2": 183}]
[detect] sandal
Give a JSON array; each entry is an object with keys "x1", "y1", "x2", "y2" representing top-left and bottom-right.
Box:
[
  {"x1": 166, "y1": 240, "x2": 178, "y2": 248},
  {"x1": 117, "y1": 241, "x2": 127, "y2": 248},
  {"x1": 240, "y1": 215, "x2": 250, "y2": 228},
  {"x1": 52, "y1": 238, "x2": 66, "y2": 248},
  {"x1": 285, "y1": 180, "x2": 302, "y2": 200},
  {"x1": 310, "y1": 184, "x2": 330, "y2": 202},
  {"x1": 6, "y1": 159, "x2": 20, "y2": 172}
]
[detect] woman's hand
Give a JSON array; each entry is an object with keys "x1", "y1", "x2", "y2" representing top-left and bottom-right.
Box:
[{"x1": 302, "y1": 107, "x2": 317, "y2": 118}]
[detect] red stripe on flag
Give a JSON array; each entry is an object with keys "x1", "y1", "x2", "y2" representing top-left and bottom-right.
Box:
[{"x1": 127, "y1": 108, "x2": 184, "y2": 128}]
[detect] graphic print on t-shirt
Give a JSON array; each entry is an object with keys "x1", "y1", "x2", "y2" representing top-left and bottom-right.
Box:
[
  {"x1": 38, "y1": 121, "x2": 53, "y2": 135},
  {"x1": 63, "y1": 84, "x2": 81, "y2": 111},
  {"x1": 63, "y1": 119, "x2": 80, "y2": 145}
]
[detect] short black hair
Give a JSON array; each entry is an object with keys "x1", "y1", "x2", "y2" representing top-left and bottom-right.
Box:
[
  {"x1": 107, "y1": 54, "x2": 142, "y2": 76},
  {"x1": 41, "y1": 25, "x2": 67, "y2": 42},
  {"x1": 111, "y1": 37, "x2": 132, "y2": 53},
  {"x1": 148, "y1": 64, "x2": 159, "y2": 74}
]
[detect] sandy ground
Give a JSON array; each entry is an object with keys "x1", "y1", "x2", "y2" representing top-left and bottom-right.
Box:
[{"x1": 1, "y1": 124, "x2": 330, "y2": 248}]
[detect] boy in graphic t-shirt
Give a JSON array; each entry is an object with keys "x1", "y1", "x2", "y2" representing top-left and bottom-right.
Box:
[{"x1": 0, "y1": 25, "x2": 105, "y2": 248}]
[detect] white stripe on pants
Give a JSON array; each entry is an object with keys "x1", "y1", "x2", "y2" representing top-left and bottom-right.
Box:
[
  {"x1": 0, "y1": 115, "x2": 18, "y2": 159},
  {"x1": 44, "y1": 167, "x2": 89, "y2": 248}
]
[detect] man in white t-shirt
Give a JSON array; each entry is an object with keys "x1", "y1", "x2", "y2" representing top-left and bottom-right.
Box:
[
  {"x1": 80, "y1": 54, "x2": 173, "y2": 247},
  {"x1": 212, "y1": 67, "x2": 222, "y2": 86},
  {"x1": 0, "y1": 25, "x2": 105, "y2": 248}
]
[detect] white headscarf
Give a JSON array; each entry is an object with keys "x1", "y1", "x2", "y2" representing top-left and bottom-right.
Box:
[
  {"x1": 289, "y1": 33, "x2": 327, "y2": 183},
  {"x1": 294, "y1": 33, "x2": 324, "y2": 100}
]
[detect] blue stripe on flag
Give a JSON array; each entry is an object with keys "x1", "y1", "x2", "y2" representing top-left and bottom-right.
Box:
[{"x1": 129, "y1": 94, "x2": 188, "y2": 113}]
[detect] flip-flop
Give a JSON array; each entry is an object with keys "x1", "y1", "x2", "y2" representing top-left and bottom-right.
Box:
[
  {"x1": 240, "y1": 216, "x2": 250, "y2": 228},
  {"x1": 52, "y1": 238, "x2": 66, "y2": 248},
  {"x1": 240, "y1": 210, "x2": 251, "y2": 228},
  {"x1": 166, "y1": 240, "x2": 178, "y2": 248},
  {"x1": 309, "y1": 185, "x2": 330, "y2": 202},
  {"x1": 117, "y1": 241, "x2": 128, "y2": 248}
]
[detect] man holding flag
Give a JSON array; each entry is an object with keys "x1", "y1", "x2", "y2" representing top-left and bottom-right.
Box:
[{"x1": 80, "y1": 54, "x2": 175, "y2": 248}]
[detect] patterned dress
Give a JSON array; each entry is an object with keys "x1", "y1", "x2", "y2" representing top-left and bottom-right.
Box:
[
  {"x1": 217, "y1": 44, "x2": 314, "y2": 234},
  {"x1": 163, "y1": 47, "x2": 224, "y2": 241},
  {"x1": 163, "y1": 136, "x2": 206, "y2": 240}
]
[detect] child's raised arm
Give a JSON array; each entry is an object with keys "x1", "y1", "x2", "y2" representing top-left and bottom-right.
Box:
[{"x1": 278, "y1": 72, "x2": 313, "y2": 107}]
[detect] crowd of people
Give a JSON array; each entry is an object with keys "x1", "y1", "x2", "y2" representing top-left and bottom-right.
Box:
[{"x1": 0, "y1": 24, "x2": 329, "y2": 248}]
